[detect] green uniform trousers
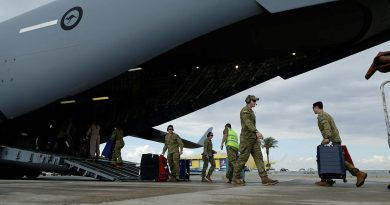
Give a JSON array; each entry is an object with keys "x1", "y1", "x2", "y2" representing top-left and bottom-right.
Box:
[
  {"x1": 235, "y1": 137, "x2": 267, "y2": 178},
  {"x1": 112, "y1": 141, "x2": 124, "y2": 163},
  {"x1": 202, "y1": 155, "x2": 216, "y2": 178},
  {"x1": 167, "y1": 152, "x2": 180, "y2": 179},
  {"x1": 226, "y1": 146, "x2": 238, "y2": 180}
]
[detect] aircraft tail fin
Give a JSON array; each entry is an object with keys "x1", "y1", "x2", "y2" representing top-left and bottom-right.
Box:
[{"x1": 197, "y1": 127, "x2": 213, "y2": 146}]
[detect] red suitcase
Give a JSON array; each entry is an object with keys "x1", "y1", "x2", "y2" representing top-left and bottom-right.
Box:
[
  {"x1": 156, "y1": 155, "x2": 169, "y2": 182},
  {"x1": 342, "y1": 145, "x2": 354, "y2": 166}
]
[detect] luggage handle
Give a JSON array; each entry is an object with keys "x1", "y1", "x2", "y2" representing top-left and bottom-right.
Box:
[
  {"x1": 319, "y1": 143, "x2": 333, "y2": 147},
  {"x1": 319, "y1": 142, "x2": 341, "y2": 147}
]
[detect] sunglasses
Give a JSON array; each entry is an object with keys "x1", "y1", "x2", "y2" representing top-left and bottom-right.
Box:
[
  {"x1": 210, "y1": 134, "x2": 213, "y2": 136},
  {"x1": 168, "y1": 128, "x2": 173, "y2": 131}
]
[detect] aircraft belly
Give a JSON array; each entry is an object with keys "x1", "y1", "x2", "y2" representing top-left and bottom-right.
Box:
[{"x1": 0, "y1": 0, "x2": 265, "y2": 118}]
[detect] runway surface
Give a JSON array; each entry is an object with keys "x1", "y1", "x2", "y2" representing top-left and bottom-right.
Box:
[{"x1": 0, "y1": 172, "x2": 389, "y2": 205}]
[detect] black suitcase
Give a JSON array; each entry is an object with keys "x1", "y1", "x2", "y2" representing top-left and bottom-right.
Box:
[
  {"x1": 317, "y1": 144, "x2": 346, "y2": 183},
  {"x1": 140, "y1": 153, "x2": 159, "y2": 180},
  {"x1": 179, "y1": 159, "x2": 190, "y2": 181}
]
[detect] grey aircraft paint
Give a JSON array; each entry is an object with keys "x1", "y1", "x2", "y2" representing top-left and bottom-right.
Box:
[{"x1": 0, "y1": 0, "x2": 265, "y2": 118}]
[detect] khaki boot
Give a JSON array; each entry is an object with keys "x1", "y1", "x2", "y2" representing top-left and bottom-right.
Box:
[
  {"x1": 233, "y1": 177, "x2": 243, "y2": 185},
  {"x1": 201, "y1": 178, "x2": 208, "y2": 182},
  {"x1": 206, "y1": 175, "x2": 213, "y2": 182},
  {"x1": 315, "y1": 181, "x2": 331, "y2": 187},
  {"x1": 356, "y1": 171, "x2": 367, "y2": 187},
  {"x1": 261, "y1": 176, "x2": 278, "y2": 186},
  {"x1": 169, "y1": 176, "x2": 177, "y2": 182}
]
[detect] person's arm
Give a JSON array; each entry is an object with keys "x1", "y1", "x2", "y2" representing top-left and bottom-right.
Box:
[
  {"x1": 162, "y1": 135, "x2": 168, "y2": 155},
  {"x1": 318, "y1": 116, "x2": 332, "y2": 144},
  {"x1": 204, "y1": 140, "x2": 210, "y2": 157},
  {"x1": 221, "y1": 133, "x2": 227, "y2": 150},
  {"x1": 176, "y1": 134, "x2": 184, "y2": 155}
]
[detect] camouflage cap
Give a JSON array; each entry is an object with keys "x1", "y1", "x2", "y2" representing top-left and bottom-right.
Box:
[{"x1": 245, "y1": 95, "x2": 259, "y2": 103}]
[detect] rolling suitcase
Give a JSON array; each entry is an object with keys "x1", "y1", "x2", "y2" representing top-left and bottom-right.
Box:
[
  {"x1": 179, "y1": 159, "x2": 190, "y2": 181},
  {"x1": 101, "y1": 138, "x2": 114, "y2": 159},
  {"x1": 140, "y1": 153, "x2": 159, "y2": 180},
  {"x1": 156, "y1": 155, "x2": 169, "y2": 182},
  {"x1": 317, "y1": 144, "x2": 346, "y2": 183}
]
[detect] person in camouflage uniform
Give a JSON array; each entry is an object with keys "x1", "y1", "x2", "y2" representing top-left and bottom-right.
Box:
[
  {"x1": 220, "y1": 123, "x2": 239, "y2": 183},
  {"x1": 110, "y1": 125, "x2": 125, "y2": 166},
  {"x1": 162, "y1": 125, "x2": 184, "y2": 182},
  {"x1": 233, "y1": 95, "x2": 278, "y2": 185},
  {"x1": 313, "y1": 101, "x2": 367, "y2": 187},
  {"x1": 202, "y1": 132, "x2": 216, "y2": 182},
  {"x1": 86, "y1": 120, "x2": 100, "y2": 158}
]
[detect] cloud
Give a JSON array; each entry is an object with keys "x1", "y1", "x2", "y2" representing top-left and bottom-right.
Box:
[
  {"x1": 357, "y1": 155, "x2": 390, "y2": 170},
  {"x1": 123, "y1": 145, "x2": 157, "y2": 163},
  {"x1": 273, "y1": 155, "x2": 317, "y2": 171}
]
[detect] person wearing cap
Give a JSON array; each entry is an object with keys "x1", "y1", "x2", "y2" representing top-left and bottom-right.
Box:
[
  {"x1": 233, "y1": 95, "x2": 278, "y2": 185},
  {"x1": 201, "y1": 132, "x2": 216, "y2": 182},
  {"x1": 313, "y1": 101, "x2": 367, "y2": 187},
  {"x1": 162, "y1": 125, "x2": 184, "y2": 182},
  {"x1": 220, "y1": 123, "x2": 239, "y2": 183}
]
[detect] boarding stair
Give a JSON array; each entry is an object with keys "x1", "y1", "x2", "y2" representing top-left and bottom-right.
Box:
[
  {"x1": 65, "y1": 158, "x2": 139, "y2": 181},
  {"x1": 0, "y1": 146, "x2": 139, "y2": 181}
]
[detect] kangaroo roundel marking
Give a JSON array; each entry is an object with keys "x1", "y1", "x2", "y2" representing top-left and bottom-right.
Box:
[{"x1": 61, "y1": 7, "x2": 83, "y2": 30}]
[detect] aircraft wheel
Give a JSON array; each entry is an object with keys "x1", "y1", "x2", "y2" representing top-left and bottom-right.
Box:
[{"x1": 25, "y1": 170, "x2": 42, "y2": 179}]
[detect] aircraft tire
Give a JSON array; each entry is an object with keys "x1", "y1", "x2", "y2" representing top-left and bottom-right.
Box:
[{"x1": 25, "y1": 170, "x2": 42, "y2": 179}]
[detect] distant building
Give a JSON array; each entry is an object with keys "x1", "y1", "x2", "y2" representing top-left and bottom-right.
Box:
[{"x1": 182, "y1": 153, "x2": 274, "y2": 170}]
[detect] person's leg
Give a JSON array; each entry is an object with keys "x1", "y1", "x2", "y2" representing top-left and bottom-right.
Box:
[
  {"x1": 206, "y1": 156, "x2": 216, "y2": 182},
  {"x1": 345, "y1": 161, "x2": 367, "y2": 187},
  {"x1": 252, "y1": 142, "x2": 278, "y2": 185},
  {"x1": 226, "y1": 146, "x2": 238, "y2": 182},
  {"x1": 95, "y1": 135, "x2": 100, "y2": 157},
  {"x1": 117, "y1": 142, "x2": 124, "y2": 164},
  {"x1": 111, "y1": 145, "x2": 118, "y2": 164},
  {"x1": 173, "y1": 152, "x2": 180, "y2": 180},
  {"x1": 233, "y1": 142, "x2": 250, "y2": 184},
  {"x1": 89, "y1": 135, "x2": 97, "y2": 157},
  {"x1": 201, "y1": 155, "x2": 209, "y2": 181},
  {"x1": 167, "y1": 153, "x2": 175, "y2": 180}
]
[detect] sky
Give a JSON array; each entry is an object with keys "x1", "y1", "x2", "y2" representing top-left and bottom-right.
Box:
[{"x1": 2, "y1": 1, "x2": 390, "y2": 171}]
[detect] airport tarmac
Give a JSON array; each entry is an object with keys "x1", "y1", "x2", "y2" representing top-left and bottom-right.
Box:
[{"x1": 0, "y1": 172, "x2": 389, "y2": 205}]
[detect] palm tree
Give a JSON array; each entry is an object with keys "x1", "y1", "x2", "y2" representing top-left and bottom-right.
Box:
[{"x1": 262, "y1": 137, "x2": 279, "y2": 170}]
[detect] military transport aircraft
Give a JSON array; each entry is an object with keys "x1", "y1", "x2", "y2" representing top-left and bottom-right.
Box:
[{"x1": 1, "y1": 0, "x2": 390, "y2": 156}]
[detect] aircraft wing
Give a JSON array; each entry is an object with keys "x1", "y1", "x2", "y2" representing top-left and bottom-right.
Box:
[
  {"x1": 256, "y1": 0, "x2": 336, "y2": 13},
  {"x1": 130, "y1": 127, "x2": 213, "y2": 149}
]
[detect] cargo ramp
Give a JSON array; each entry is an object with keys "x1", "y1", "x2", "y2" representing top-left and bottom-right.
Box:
[{"x1": 0, "y1": 146, "x2": 139, "y2": 181}]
